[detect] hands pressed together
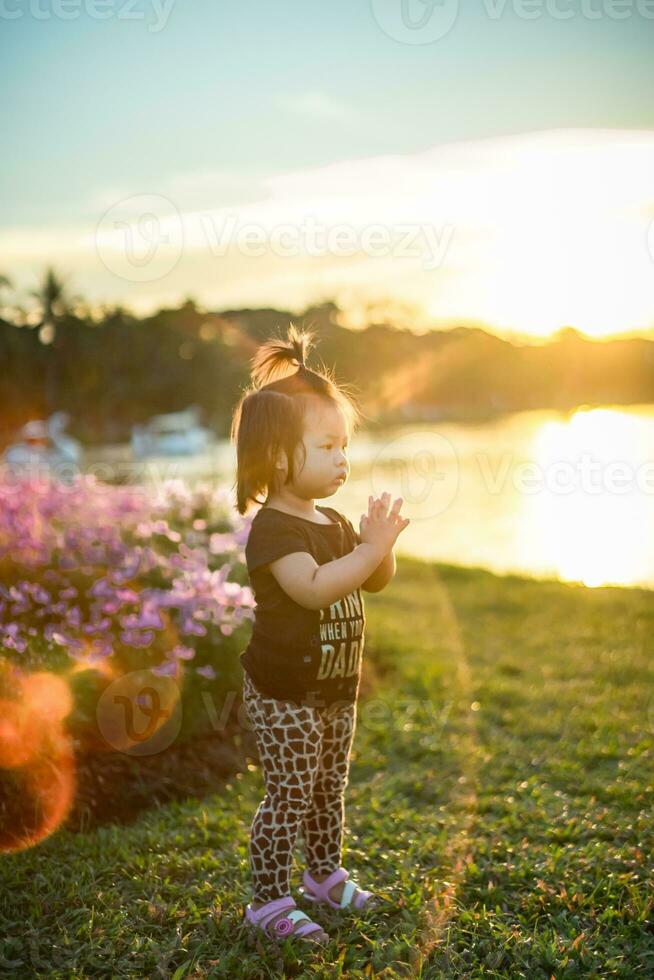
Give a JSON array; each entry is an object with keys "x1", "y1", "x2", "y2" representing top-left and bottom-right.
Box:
[{"x1": 358, "y1": 492, "x2": 410, "y2": 557}]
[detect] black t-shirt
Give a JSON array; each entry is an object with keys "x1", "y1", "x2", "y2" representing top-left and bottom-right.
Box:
[{"x1": 240, "y1": 504, "x2": 366, "y2": 707}]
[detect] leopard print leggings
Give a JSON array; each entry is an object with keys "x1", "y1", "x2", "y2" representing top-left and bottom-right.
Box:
[{"x1": 242, "y1": 670, "x2": 358, "y2": 903}]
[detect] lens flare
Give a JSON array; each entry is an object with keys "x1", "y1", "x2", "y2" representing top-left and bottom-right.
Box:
[{"x1": 0, "y1": 661, "x2": 76, "y2": 853}]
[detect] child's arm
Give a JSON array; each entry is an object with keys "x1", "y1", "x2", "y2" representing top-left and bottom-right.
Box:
[
  {"x1": 268, "y1": 493, "x2": 408, "y2": 610},
  {"x1": 361, "y1": 547, "x2": 396, "y2": 593},
  {"x1": 268, "y1": 542, "x2": 388, "y2": 611}
]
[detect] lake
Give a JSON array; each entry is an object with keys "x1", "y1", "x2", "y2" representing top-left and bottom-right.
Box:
[{"x1": 87, "y1": 403, "x2": 654, "y2": 591}]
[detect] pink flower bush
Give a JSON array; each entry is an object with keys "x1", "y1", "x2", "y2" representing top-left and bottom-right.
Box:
[{"x1": 0, "y1": 474, "x2": 254, "y2": 677}]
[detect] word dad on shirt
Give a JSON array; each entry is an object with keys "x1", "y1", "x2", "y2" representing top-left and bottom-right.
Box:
[{"x1": 316, "y1": 590, "x2": 365, "y2": 681}]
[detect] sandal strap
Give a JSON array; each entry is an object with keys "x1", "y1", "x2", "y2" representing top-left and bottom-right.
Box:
[
  {"x1": 303, "y1": 867, "x2": 377, "y2": 910},
  {"x1": 339, "y1": 879, "x2": 358, "y2": 908},
  {"x1": 304, "y1": 866, "x2": 349, "y2": 901},
  {"x1": 353, "y1": 887, "x2": 375, "y2": 909},
  {"x1": 248, "y1": 900, "x2": 325, "y2": 940},
  {"x1": 287, "y1": 909, "x2": 311, "y2": 925},
  {"x1": 286, "y1": 909, "x2": 324, "y2": 938},
  {"x1": 337, "y1": 880, "x2": 375, "y2": 910},
  {"x1": 250, "y1": 896, "x2": 295, "y2": 931}
]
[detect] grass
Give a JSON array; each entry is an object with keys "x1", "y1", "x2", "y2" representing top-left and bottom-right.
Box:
[{"x1": 1, "y1": 557, "x2": 653, "y2": 977}]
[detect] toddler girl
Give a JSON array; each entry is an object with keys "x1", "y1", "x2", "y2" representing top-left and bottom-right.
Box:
[{"x1": 230, "y1": 324, "x2": 409, "y2": 948}]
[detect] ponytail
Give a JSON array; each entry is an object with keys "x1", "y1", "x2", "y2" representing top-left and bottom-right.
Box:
[
  {"x1": 249, "y1": 322, "x2": 313, "y2": 387},
  {"x1": 230, "y1": 322, "x2": 362, "y2": 515}
]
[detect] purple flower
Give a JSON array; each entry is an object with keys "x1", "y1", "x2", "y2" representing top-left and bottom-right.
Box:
[
  {"x1": 66, "y1": 606, "x2": 82, "y2": 628},
  {"x1": 0, "y1": 473, "x2": 252, "y2": 669},
  {"x1": 179, "y1": 619, "x2": 207, "y2": 637},
  {"x1": 120, "y1": 606, "x2": 164, "y2": 631},
  {"x1": 115, "y1": 588, "x2": 140, "y2": 604},
  {"x1": 90, "y1": 577, "x2": 114, "y2": 598},
  {"x1": 119, "y1": 629, "x2": 155, "y2": 648},
  {"x1": 170, "y1": 644, "x2": 195, "y2": 661},
  {"x1": 101, "y1": 599, "x2": 122, "y2": 614},
  {"x1": 3, "y1": 635, "x2": 27, "y2": 653}
]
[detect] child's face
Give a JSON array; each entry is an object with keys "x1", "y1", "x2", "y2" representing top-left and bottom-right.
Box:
[{"x1": 289, "y1": 400, "x2": 350, "y2": 500}]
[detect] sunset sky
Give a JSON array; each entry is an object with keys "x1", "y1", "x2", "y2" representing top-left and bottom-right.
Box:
[{"x1": 2, "y1": 1, "x2": 654, "y2": 341}]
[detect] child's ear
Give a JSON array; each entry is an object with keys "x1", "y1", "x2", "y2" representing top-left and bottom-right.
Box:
[{"x1": 273, "y1": 448, "x2": 288, "y2": 473}]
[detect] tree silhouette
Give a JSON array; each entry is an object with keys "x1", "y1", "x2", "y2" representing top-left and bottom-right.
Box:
[
  {"x1": 29, "y1": 267, "x2": 83, "y2": 413},
  {"x1": 29, "y1": 266, "x2": 82, "y2": 328},
  {"x1": 0, "y1": 274, "x2": 12, "y2": 319}
]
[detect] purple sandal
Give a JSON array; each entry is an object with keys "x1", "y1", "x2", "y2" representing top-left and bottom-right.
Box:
[
  {"x1": 244, "y1": 895, "x2": 329, "y2": 945},
  {"x1": 300, "y1": 867, "x2": 380, "y2": 911}
]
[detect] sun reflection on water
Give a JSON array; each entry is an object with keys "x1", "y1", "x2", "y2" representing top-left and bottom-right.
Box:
[{"x1": 523, "y1": 406, "x2": 654, "y2": 587}]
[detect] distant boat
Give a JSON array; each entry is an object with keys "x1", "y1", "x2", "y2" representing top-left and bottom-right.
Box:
[
  {"x1": 131, "y1": 405, "x2": 214, "y2": 458},
  {"x1": 2, "y1": 411, "x2": 82, "y2": 478}
]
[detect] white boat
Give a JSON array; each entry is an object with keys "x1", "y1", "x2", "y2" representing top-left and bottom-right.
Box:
[
  {"x1": 2, "y1": 412, "x2": 82, "y2": 478},
  {"x1": 131, "y1": 405, "x2": 214, "y2": 458}
]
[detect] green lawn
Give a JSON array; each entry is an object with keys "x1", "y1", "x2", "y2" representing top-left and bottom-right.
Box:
[{"x1": 2, "y1": 558, "x2": 653, "y2": 978}]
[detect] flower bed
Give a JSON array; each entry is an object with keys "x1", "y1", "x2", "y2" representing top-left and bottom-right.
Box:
[{"x1": 0, "y1": 473, "x2": 255, "y2": 848}]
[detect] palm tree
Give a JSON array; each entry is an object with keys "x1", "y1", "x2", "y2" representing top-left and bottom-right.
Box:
[
  {"x1": 29, "y1": 267, "x2": 82, "y2": 412},
  {"x1": 0, "y1": 273, "x2": 12, "y2": 319},
  {"x1": 30, "y1": 266, "x2": 74, "y2": 326}
]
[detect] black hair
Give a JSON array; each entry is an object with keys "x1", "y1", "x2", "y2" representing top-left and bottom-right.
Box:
[{"x1": 230, "y1": 322, "x2": 362, "y2": 515}]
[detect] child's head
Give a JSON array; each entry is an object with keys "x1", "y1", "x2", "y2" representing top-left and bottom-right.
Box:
[{"x1": 230, "y1": 323, "x2": 362, "y2": 515}]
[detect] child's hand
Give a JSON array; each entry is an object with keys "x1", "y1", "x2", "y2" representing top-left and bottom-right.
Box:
[{"x1": 359, "y1": 492, "x2": 410, "y2": 557}]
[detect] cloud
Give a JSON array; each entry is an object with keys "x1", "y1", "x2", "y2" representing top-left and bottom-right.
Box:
[
  {"x1": 272, "y1": 91, "x2": 357, "y2": 123},
  {"x1": 1, "y1": 128, "x2": 653, "y2": 337},
  {"x1": 87, "y1": 171, "x2": 270, "y2": 216}
]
